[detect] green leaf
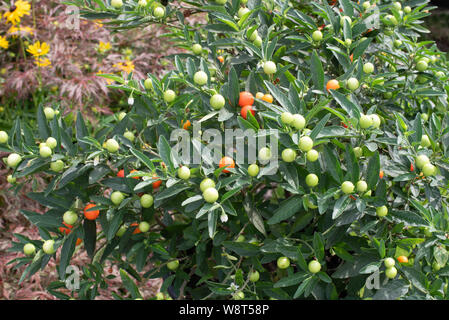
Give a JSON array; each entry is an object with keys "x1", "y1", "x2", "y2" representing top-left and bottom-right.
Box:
[
  {"x1": 243, "y1": 194, "x2": 266, "y2": 236},
  {"x1": 155, "y1": 184, "x2": 190, "y2": 203},
  {"x1": 222, "y1": 241, "x2": 260, "y2": 257},
  {"x1": 208, "y1": 209, "x2": 217, "y2": 238},
  {"x1": 157, "y1": 135, "x2": 175, "y2": 173},
  {"x1": 372, "y1": 279, "x2": 409, "y2": 300},
  {"x1": 313, "y1": 232, "x2": 325, "y2": 261},
  {"x1": 323, "y1": 145, "x2": 344, "y2": 183},
  {"x1": 293, "y1": 276, "x2": 312, "y2": 298},
  {"x1": 264, "y1": 81, "x2": 295, "y2": 113},
  {"x1": 310, "y1": 50, "x2": 324, "y2": 91},
  {"x1": 332, "y1": 195, "x2": 351, "y2": 219},
  {"x1": 344, "y1": 145, "x2": 359, "y2": 183},
  {"x1": 274, "y1": 272, "x2": 308, "y2": 288},
  {"x1": 119, "y1": 269, "x2": 141, "y2": 299},
  {"x1": 227, "y1": 66, "x2": 239, "y2": 108},
  {"x1": 434, "y1": 246, "x2": 449, "y2": 267},
  {"x1": 309, "y1": 113, "x2": 331, "y2": 141},
  {"x1": 58, "y1": 231, "x2": 78, "y2": 279},
  {"x1": 267, "y1": 196, "x2": 302, "y2": 225},
  {"x1": 366, "y1": 151, "x2": 380, "y2": 190},
  {"x1": 75, "y1": 111, "x2": 89, "y2": 150},
  {"x1": 330, "y1": 90, "x2": 361, "y2": 119},
  {"x1": 130, "y1": 148, "x2": 155, "y2": 171},
  {"x1": 37, "y1": 105, "x2": 51, "y2": 140},
  {"x1": 83, "y1": 220, "x2": 97, "y2": 259}
]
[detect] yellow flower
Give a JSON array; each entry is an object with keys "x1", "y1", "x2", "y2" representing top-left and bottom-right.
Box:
[
  {"x1": 0, "y1": 36, "x2": 9, "y2": 49},
  {"x1": 93, "y1": 19, "x2": 103, "y2": 29},
  {"x1": 97, "y1": 70, "x2": 114, "y2": 85},
  {"x1": 7, "y1": 25, "x2": 34, "y2": 36},
  {"x1": 34, "y1": 57, "x2": 51, "y2": 67},
  {"x1": 4, "y1": 0, "x2": 31, "y2": 25},
  {"x1": 27, "y1": 41, "x2": 50, "y2": 57},
  {"x1": 113, "y1": 60, "x2": 135, "y2": 74},
  {"x1": 98, "y1": 41, "x2": 111, "y2": 53}
]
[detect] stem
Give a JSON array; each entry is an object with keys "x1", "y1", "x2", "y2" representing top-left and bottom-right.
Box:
[{"x1": 178, "y1": 266, "x2": 196, "y2": 300}]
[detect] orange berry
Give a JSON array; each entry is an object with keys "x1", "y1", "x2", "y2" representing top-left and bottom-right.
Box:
[
  {"x1": 76, "y1": 238, "x2": 82, "y2": 246},
  {"x1": 379, "y1": 170, "x2": 384, "y2": 179},
  {"x1": 326, "y1": 79, "x2": 340, "y2": 92},
  {"x1": 219, "y1": 156, "x2": 235, "y2": 173},
  {"x1": 117, "y1": 169, "x2": 125, "y2": 178},
  {"x1": 59, "y1": 222, "x2": 73, "y2": 235},
  {"x1": 129, "y1": 169, "x2": 140, "y2": 180},
  {"x1": 397, "y1": 256, "x2": 409, "y2": 263},
  {"x1": 152, "y1": 174, "x2": 162, "y2": 189},
  {"x1": 240, "y1": 105, "x2": 255, "y2": 119},
  {"x1": 181, "y1": 119, "x2": 191, "y2": 130},
  {"x1": 262, "y1": 94, "x2": 273, "y2": 103},
  {"x1": 239, "y1": 91, "x2": 254, "y2": 108},
  {"x1": 217, "y1": 56, "x2": 224, "y2": 63},
  {"x1": 350, "y1": 54, "x2": 354, "y2": 63},
  {"x1": 131, "y1": 223, "x2": 141, "y2": 234},
  {"x1": 84, "y1": 203, "x2": 100, "y2": 220}
]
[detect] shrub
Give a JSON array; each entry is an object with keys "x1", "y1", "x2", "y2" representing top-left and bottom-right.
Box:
[{"x1": 3, "y1": 0, "x2": 449, "y2": 300}]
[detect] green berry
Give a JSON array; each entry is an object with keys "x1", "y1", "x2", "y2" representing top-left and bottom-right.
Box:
[
  {"x1": 140, "y1": 194, "x2": 154, "y2": 208},
  {"x1": 341, "y1": 181, "x2": 355, "y2": 194},
  {"x1": 306, "y1": 174, "x2": 319, "y2": 187},
  {"x1": 299, "y1": 136, "x2": 313, "y2": 152},
  {"x1": 308, "y1": 260, "x2": 321, "y2": 273},
  {"x1": 376, "y1": 205, "x2": 388, "y2": 217}
]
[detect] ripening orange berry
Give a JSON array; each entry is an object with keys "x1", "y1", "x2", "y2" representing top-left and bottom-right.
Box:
[
  {"x1": 59, "y1": 222, "x2": 73, "y2": 235},
  {"x1": 217, "y1": 56, "x2": 224, "y2": 63},
  {"x1": 117, "y1": 169, "x2": 125, "y2": 178},
  {"x1": 379, "y1": 170, "x2": 384, "y2": 179},
  {"x1": 350, "y1": 54, "x2": 354, "y2": 63},
  {"x1": 397, "y1": 256, "x2": 409, "y2": 263},
  {"x1": 84, "y1": 203, "x2": 100, "y2": 220},
  {"x1": 239, "y1": 91, "x2": 254, "y2": 107},
  {"x1": 181, "y1": 119, "x2": 191, "y2": 130},
  {"x1": 240, "y1": 105, "x2": 255, "y2": 119},
  {"x1": 131, "y1": 222, "x2": 141, "y2": 234},
  {"x1": 129, "y1": 169, "x2": 140, "y2": 180},
  {"x1": 219, "y1": 156, "x2": 235, "y2": 173},
  {"x1": 262, "y1": 94, "x2": 273, "y2": 103},
  {"x1": 410, "y1": 163, "x2": 414, "y2": 172},
  {"x1": 76, "y1": 238, "x2": 82, "y2": 246},
  {"x1": 255, "y1": 92, "x2": 264, "y2": 99},
  {"x1": 326, "y1": 79, "x2": 340, "y2": 92},
  {"x1": 152, "y1": 174, "x2": 162, "y2": 189}
]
